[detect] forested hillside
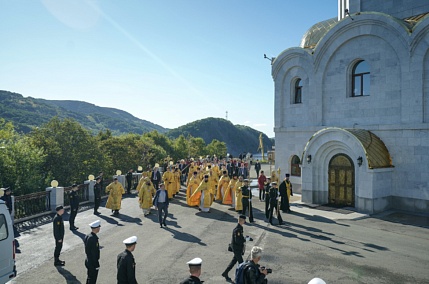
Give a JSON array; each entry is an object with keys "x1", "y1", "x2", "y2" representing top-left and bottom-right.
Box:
[
  {"x1": 0, "y1": 90, "x2": 166, "y2": 134},
  {"x1": 167, "y1": 117, "x2": 273, "y2": 156}
]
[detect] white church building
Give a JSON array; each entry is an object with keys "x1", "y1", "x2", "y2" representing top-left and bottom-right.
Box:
[{"x1": 273, "y1": 0, "x2": 429, "y2": 213}]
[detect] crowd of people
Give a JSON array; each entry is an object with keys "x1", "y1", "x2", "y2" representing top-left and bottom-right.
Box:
[{"x1": 1, "y1": 155, "x2": 315, "y2": 284}]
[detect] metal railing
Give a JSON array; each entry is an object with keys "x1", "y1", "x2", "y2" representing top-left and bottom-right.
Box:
[
  {"x1": 14, "y1": 191, "x2": 51, "y2": 220},
  {"x1": 64, "y1": 183, "x2": 89, "y2": 207}
]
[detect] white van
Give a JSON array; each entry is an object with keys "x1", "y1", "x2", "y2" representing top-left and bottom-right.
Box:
[{"x1": 0, "y1": 200, "x2": 16, "y2": 284}]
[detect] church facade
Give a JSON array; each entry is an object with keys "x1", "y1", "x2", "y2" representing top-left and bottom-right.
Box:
[{"x1": 272, "y1": 0, "x2": 429, "y2": 213}]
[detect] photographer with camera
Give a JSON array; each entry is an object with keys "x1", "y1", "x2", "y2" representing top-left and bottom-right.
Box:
[
  {"x1": 236, "y1": 246, "x2": 269, "y2": 284},
  {"x1": 222, "y1": 215, "x2": 249, "y2": 282}
]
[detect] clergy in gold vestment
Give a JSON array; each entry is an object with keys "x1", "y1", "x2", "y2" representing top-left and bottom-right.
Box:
[
  {"x1": 191, "y1": 175, "x2": 212, "y2": 212},
  {"x1": 174, "y1": 167, "x2": 181, "y2": 194},
  {"x1": 162, "y1": 167, "x2": 175, "y2": 199},
  {"x1": 105, "y1": 178, "x2": 125, "y2": 214},
  {"x1": 234, "y1": 176, "x2": 244, "y2": 212},
  {"x1": 224, "y1": 174, "x2": 238, "y2": 206},
  {"x1": 217, "y1": 171, "x2": 230, "y2": 202},
  {"x1": 186, "y1": 171, "x2": 201, "y2": 206},
  {"x1": 138, "y1": 178, "x2": 156, "y2": 215}
]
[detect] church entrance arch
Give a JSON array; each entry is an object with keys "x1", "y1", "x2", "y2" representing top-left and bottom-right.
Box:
[{"x1": 328, "y1": 153, "x2": 355, "y2": 207}]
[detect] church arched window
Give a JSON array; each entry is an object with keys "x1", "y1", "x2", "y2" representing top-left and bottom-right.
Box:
[
  {"x1": 294, "y1": 79, "x2": 303, "y2": 103},
  {"x1": 291, "y1": 155, "x2": 301, "y2": 176},
  {"x1": 352, "y1": 60, "x2": 370, "y2": 97}
]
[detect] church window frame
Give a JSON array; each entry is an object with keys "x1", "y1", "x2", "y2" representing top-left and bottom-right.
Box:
[
  {"x1": 291, "y1": 155, "x2": 301, "y2": 177},
  {"x1": 351, "y1": 60, "x2": 370, "y2": 97},
  {"x1": 294, "y1": 78, "x2": 303, "y2": 104}
]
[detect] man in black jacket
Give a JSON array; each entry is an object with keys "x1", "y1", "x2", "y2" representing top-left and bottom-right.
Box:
[
  {"x1": 254, "y1": 160, "x2": 261, "y2": 178},
  {"x1": 69, "y1": 184, "x2": 79, "y2": 230},
  {"x1": 243, "y1": 246, "x2": 268, "y2": 284},
  {"x1": 117, "y1": 236, "x2": 138, "y2": 284},
  {"x1": 221, "y1": 215, "x2": 247, "y2": 282},
  {"x1": 241, "y1": 180, "x2": 254, "y2": 223},
  {"x1": 85, "y1": 220, "x2": 101, "y2": 284},
  {"x1": 151, "y1": 165, "x2": 162, "y2": 190},
  {"x1": 264, "y1": 177, "x2": 271, "y2": 219},
  {"x1": 94, "y1": 177, "x2": 102, "y2": 215},
  {"x1": 125, "y1": 169, "x2": 133, "y2": 194},
  {"x1": 53, "y1": 205, "x2": 65, "y2": 266},
  {"x1": 268, "y1": 182, "x2": 283, "y2": 225}
]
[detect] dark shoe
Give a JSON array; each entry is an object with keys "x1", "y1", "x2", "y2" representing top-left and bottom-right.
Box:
[
  {"x1": 221, "y1": 272, "x2": 232, "y2": 281},
  {"x1": 160, "y1": 224, "x2": 163, "y2": 228},
  {"x1": 94, "y1": 211, "x2": 101, "y2": 215},
  {"x1": 70, "y1": 227, "x2": 77, "y2": 231},
  {"x1": 54, "y1": 260, "x2": 65, "y2": 266},
  {"x1": 163, "y1": 222, "x2": 167, "y2": 227}
]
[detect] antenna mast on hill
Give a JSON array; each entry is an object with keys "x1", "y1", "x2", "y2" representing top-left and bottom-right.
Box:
[{"x1": 225, "y1": 111, "x2": 228, "y2": 120}]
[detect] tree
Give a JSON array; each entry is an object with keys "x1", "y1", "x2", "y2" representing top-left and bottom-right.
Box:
[
  {"x1": 173, "y1": 135, "x2": 189, "y2": 160},
  {"x1": 0, "y1": 119, "x2": 45, "y2": 195},
  {"x1": 188, "y1": 137, "x2": 206, "y2": 158},
  {"x1": 205, "y1": 139, "x2": 227, "y2": 159},
  {"x1": 30, "y1": 117, "x2": 105, "y2": 186}
]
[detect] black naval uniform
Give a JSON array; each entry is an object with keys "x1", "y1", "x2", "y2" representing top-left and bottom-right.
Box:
[
  {"x1": 222, "y1": 223, "x2": 246, "y2": 277},
  {"x1": 53, "y1": 213, "x2": 65, "y2": 264},
  {"x1": 268, "y1": 186, "x2": 283, "y2": 225},
  {"x1": 85, "y1": 232, "x2": 100, "y2": 284},
  {"x1": 126, "y1": 171, "x2": 133, "y2": 194},
  {"x1": 69, "y1": 190, "x2": 79, "y2": 229},
  {"x1": 180, "y1": 275, "x2": 202, "y2": 284},
  {"x1": 241, "y1": 186, "x2": 254, "y2": 222},
  {"x1": 264, "y1": 183, "x2": 271, "y2": 219},
  {"x1": 117, "y1": 250, "x2": 137, "y2": 284},
  {"x1": 94, "y1": 182, "x2": 102, "y2": 214}
]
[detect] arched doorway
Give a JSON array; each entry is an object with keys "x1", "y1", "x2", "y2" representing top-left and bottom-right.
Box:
[{"x1": 328, "y1": 154, "x2": 355, "y2": 207}]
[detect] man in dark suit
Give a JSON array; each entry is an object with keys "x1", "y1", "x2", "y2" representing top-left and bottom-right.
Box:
[
  {"x1": 153, "y1": 183, "x2": 169, "y2": 228},
  {"x1": 94, "y1": 177, "x2": 102, "y2": 215},
  {"x1": 125, "y1": 169, "x2": 133, "y2": 194},
  {"x1": 254, "y1": 159, "x2": 261, "y2": 177},
  {"x1": 151, "y1": 165, "x2": 162, "y2": 189}
]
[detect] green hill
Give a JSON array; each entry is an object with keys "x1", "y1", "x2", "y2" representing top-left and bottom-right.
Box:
[
  {"x1": 167, "y1": 117, "x2": 273, "y2": 156},
  {"x1": 0, "y1": 90, "x2": 166, "y2": 134}
]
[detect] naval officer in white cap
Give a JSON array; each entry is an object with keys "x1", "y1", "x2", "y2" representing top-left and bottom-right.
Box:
[
  {"x1": 180, "y1": 257, "x2": 203, "y2": 284},
  {"x1": 84, "y1": 220, "x2": 101, "y2": 284},
  {"x1": 117, "y1": 236, "x2": 138, "y2": 284}
]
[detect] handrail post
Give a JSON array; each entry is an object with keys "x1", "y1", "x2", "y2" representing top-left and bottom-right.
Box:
[{"x1": 46, "y1": 186, "x2": 64, "y2": 212}]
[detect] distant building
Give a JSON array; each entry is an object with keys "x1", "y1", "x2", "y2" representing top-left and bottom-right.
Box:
[{"x1": 272, "y1": 0, "x2": 429, "y2": 213}]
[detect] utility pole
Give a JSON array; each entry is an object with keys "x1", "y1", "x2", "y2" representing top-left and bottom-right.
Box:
[{"x1": 225, "y1": 111, "x2": 228, "y2": 120}]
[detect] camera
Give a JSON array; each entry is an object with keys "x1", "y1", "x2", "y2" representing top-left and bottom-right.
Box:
[{"x1": 260, "y1": 266, "x2": 272, "y2": 274}]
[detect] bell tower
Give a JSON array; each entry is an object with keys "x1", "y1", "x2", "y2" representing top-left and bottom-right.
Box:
[{"x1": 338, "y1": 0, "x2": 350, "y2": 20}]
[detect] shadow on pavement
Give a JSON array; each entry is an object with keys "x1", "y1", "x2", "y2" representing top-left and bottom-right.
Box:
[
  {"x1": 56, "y1": 266, "x2": 82, "y2": 283},
  {"x1": 164, "y1": 227, "x2": 207, "y2": 246},
  {"x1": 71, "y1": 229, "x2": 86, "y2": 242},
  {"x1": 291, "y1": 211, "x2": 350, "y2": 227},
  {"x1": 98, "y1": 214, "x2": 124, "y2": 227}
]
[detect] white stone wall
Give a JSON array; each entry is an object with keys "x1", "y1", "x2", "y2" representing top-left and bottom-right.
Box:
[
  {"x1": 349, "y1": 0, "x2": 429, "y2": 19},
  {"x1": 272, "y1": 11, "x2": 429, "y2": 213}
]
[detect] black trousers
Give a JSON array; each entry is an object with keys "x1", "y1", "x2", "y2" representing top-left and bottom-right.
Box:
[
  {"x1": 86, "y1": 262, "x2": 99, "y2": 284},
  {"x1": 242, "y1": 199, "x2": 254, "y2": 222},
  {"x1": 157, "y1": 202, "x2": 168, "y2": 225},
  {"x1": 54, "y1": 240, "x2": 63, "y2": 259},
  {"x1": 126, "y1": 179, "x2": 132, "y2": 193},
  {"x1": 265, "y1": 197, "x2": 270, "y2": 219},
  {"x1": 153, "y1": 181, "x2": 159, "y2": 190},
  {"x1": 94, "y1": 197, "x2": 101, "y2": 213},
  {"x1": 259, "y1": 189, "x2": 264, "y2": 201},
  {"x1": 269, "y1": 202, "x2": 283, "y2": 224},
  {"x1": 69, "y1": 208, "x2": 78, "y2": 227},
  {"x1": 223, "y1": 250, "x2": 244, "y2": 275}
]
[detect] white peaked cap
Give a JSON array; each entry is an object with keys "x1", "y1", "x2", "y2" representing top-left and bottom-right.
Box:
[
  {"x1": 187, "y1": 257, "x2": 202, "y2": 266},
  {"x1": 308, "y1": 278, "x2": 327, "y2": 284},
  {"x1": 123, "y1": 236, "x2": 138, "y2": 245},
  {"x1": 89, "y1": 220, "x2": 101, "y2": 228}
]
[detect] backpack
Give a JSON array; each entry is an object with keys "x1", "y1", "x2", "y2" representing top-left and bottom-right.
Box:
[{"x1": 235, "y1": 261, "x2": 255, "y2": 284}]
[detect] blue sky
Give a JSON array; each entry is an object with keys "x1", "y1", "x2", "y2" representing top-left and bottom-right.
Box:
[{"x1": 0, "y1": 0, "x2": 337, "y2": 137}]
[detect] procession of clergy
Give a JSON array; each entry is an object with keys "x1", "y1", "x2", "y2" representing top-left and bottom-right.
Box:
[{"x1": 130, "y1": 157, "x2": 288, "y2": 216}]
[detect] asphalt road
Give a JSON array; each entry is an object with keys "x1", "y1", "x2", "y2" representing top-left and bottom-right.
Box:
[{"x1": 9, "y1": 175, "x2": 429, "y2": 283}]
